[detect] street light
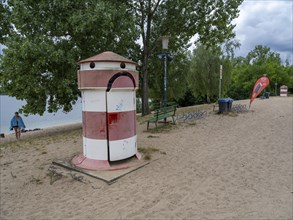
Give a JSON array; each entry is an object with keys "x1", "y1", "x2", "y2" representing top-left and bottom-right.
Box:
[
  {"x1": 160, "y1": 36, "x2": 170, "y2": 110},
  {"x1": 161, "y1": 36, "x2": 170, "y2": 50},
  {"x1": 275, "y1": 82, "x2": 278, "y2": 96}
]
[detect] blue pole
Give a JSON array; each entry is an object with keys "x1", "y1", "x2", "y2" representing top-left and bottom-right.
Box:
[
  {"x1": 164, "y1": 51, "x2": 167, "y2": 109},
  {"x1": 163, "y1": 51, "x2": 167, "y2": 124}
]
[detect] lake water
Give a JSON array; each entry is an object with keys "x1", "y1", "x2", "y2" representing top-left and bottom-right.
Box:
[{"x1": 0, "y1": 95, "x2": 82, "y2": 134}]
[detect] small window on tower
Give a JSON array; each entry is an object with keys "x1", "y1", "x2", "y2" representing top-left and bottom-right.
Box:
[
  {"x1": 90, "y1": 62, "x2": 95, "y2": 69},
  {"x1": 120, "y1": 62, "x2": 126, "y2": 69}
]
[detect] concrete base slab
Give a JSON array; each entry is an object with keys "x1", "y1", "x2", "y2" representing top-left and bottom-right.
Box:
[{"x1": 52, "y1": 156, "x2": 149, "y2": 184}]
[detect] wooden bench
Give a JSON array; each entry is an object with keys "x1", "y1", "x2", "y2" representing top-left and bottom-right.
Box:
[{"x1": 146, "y1": 105, "x2": 177, "y2": 130}]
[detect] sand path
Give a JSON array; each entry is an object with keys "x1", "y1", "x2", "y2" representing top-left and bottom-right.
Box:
[{"x1": 0, "y1": 97, "x2": 292, "y2": 219}]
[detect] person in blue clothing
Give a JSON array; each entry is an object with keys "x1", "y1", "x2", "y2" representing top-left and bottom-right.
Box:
[{"x1": 10, "y1": 112, "x2": 26, "y2": 140}]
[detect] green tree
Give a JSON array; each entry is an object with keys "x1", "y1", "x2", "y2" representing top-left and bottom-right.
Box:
[
  {"x1": 0, "y1": 0, "x2": 10, "y2": 44},
  {"x1": 1, "y1": 0, "x2": 243, "y2": 115},
  {"x1": 187, "y1": 44, "x2": 234, "y2": 103},
  {"x1": 132, "y1": 0, "x2": 243, "y2": 115},
  {"x1": 228, "y1": 45, "x2": 292, "y2": 99},
  {"x1": 148, "y1": 48, "x2": 191, "y2": 105},
  {"x1": 0, "y1": 0, "x2": 139, "y2": 115},
  {"x1": 284, "y1": 65, "x2": 293, "y2": 90}
]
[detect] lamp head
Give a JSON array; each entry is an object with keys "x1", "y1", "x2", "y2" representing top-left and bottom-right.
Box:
[{"x1": 161, "y1": 36, "x2": 170, "y2": 50}]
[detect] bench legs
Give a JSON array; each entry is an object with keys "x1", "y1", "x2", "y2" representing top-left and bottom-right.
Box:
[
  {"x1": 147, "y1": 122, "x2": 156, "y2": 130},
  {"x1": 147, "y1": 118, "x2": 177, "y2": 130},
  {"x1": 171, "y1": 116, "x2": 176, "y2": 125}
]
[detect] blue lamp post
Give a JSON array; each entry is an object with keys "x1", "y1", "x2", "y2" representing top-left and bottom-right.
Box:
[
  {"x1": 161, "y1": 36, "x2": 170, "y2": 111},
  {"x1": 157, "y1": 36, "x2": 173, "y2": 123},
  {"x1": 157, "y1": 36, "x2": 173, "y2": 109}
]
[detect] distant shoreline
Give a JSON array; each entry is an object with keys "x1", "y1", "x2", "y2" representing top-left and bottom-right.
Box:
[
  {"x1": 1, "y1": 119, "x2": 82, "y2": 135},
  {"x1": 0, "y1": 95, "x2": 82, "y2": 134},
  {"x1": 0, "y1": 122, "x2": 82, "y2": 144}
]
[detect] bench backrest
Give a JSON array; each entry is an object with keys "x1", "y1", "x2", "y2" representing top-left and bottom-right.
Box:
[{"x1": 154, "y1": 105, "x2": 177, "y2": 120}]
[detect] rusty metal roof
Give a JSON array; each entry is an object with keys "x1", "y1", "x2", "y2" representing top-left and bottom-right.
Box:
[{"x1": 79, "y1": 51, "x2": 137, "y2": 65}]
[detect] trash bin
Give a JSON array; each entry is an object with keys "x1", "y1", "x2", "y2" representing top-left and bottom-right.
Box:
[
  {"x1": 218, "y1": 98, "x2": 234, "y2": 113},
  {"x1": 264, "y1": 92, "x2": 270, "y2": 99},
  {"x1": 218, "y1": 98, "x2": 229, "y2": 113},
  {"x1": 227, "y1": 98, "x2": 234, "y2": 111}
]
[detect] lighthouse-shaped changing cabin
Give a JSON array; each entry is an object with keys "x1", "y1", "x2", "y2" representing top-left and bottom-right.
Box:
[{"x1": 72, "y1": 51, "x2": 140, "y2": 170}]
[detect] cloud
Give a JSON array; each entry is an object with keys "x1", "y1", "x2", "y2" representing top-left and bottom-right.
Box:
[{"x1": 233, "y1": 0, "x2": 293, "y2": 63}]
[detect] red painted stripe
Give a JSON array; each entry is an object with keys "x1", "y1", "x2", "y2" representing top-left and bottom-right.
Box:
[
  {"x1": 78, "y1": 70, "x2": 138, "y2": 88},
  {"x1": 82, "y1": 111, "x2": 107, "y2": 139},
  {"x1": 82, "y1": 110, "x2": 136, "y2": 141},
  {"x1": 280, "y1": 92, "x2": 287, "y2": 94},
  {"x1": 111, "y1": 75, "x2": 135, "y2": 88},
  {"x1": 108, "y1": 110, "x2": 136, "y2": 141}
]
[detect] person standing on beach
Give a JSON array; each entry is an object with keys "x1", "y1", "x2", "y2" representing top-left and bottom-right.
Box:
[{"x1": 10, "y1": 112, "x2": 25, "y2": 140}]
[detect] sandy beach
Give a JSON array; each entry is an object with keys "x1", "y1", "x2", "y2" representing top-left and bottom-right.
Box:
[{"x1": 0, "y1": 97, "x2": 292, "y2": 219}]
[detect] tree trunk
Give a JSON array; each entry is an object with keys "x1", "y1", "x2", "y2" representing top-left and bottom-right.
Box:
[
  {"x1": 141, "y1": 0, "x2": 152, "y2": 116},
  {"x1": 141, "y1": 52, "x2": 149, "y2": 116}
]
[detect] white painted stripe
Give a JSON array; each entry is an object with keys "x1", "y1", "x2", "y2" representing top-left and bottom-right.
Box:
[
  {"x1": 79, "y1": 87, "x2": 138, "y2": 90},
  {"x1": 107, "y1": 90, "x2": 136, "y2": 112},
  {"x1": 83, "y1": 137, "x2": 108, "y2": 160},
  {"x1": 80, "y1": 62, "x2": 136, "y2": 71},
  {"x1": 111, "y1": 87, "x2": 138, "y2": 92},
  {"x1": 82, "y1": 90, "x2": 106, "y2": 112},
  {"x1": 109, "y1": 135, "x2": 137, "y2": 161},
  {"x1": 79, "y1": 87, "x2": 108, "y2": 90},
  {"x1": 280, "y1": 94, "x2": 287, "y2": 96}
]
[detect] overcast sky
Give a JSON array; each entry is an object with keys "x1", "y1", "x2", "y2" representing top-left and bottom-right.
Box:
[{"x1": 233, "y1": 0, "x2": 293, "y2": 63}]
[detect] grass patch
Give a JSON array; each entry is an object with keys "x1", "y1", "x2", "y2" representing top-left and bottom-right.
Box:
[
  {"x1": 228, "y1": 112, "x2": 238, "y2": 117},
  {"x1": 139, "y1": 146, "x2": 164, "y2": 160},
  {"x1": 47, "y1": 169, "x2": 63, "y2": 185},
  {"x1": 139, "y1": 146, "x2": 160, "y2": 154},
  {"x1": 148, "y1": 123, "x2": 177, "y2": 134},
  {"x1": 187, "y1": 122, "x2": 197, "y2": 126},
  {"x1": 38, "y1": 165, "x2": 45, "y2": 170},
  {"x1": 144, "y1": 154, "x2": 151, "y2": 160},
  {"x1": 29, "y1": 175, "x2": 43, "y2": 185},
  {"x1": 217, "y1": 111, "x2": 238, "y2": 117},
  {"x1": 147, "y1": 135, "x2": 159, "y2": 138},
  {"x1": 221, "y1": 111, "x2": 238, "y2": 117}
]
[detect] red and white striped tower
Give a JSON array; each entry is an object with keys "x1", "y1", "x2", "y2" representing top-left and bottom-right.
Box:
[
  {"x1": 72, "y1": 51, "x2": 139, "y2": 170},
  {"x1": 280, "y1": 85, "x2": 288, "y2": 97}
]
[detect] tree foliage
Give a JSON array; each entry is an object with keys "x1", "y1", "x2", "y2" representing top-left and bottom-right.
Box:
[
  {"x1": 148, "y1": 48, "x2": 191, "y2": 104},
  {"x1": 1, "y1": 0, "x2": 243, "y2": 115},
  {"x1": 187, "y1": 44, "x2": 233, "y2": 103},
  {"x1": 131, "y1": 0, "x2": 243, "y2": 115},
  {"x1": 0, "y1": 0, "x2": 139, "y2": 115},
  {"x1": 0, "y1": 0, "x2": 10, "y2": 44},
  {"x1": 228, "y1": 45, "x2": 293, "y2": 100}
]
